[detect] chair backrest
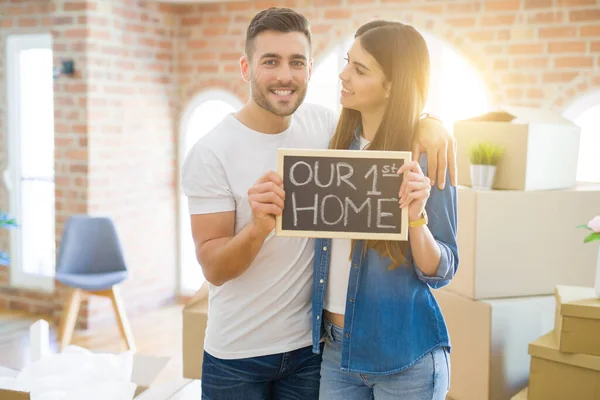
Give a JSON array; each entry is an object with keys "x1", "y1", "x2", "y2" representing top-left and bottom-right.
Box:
[{"x1": 56, "y1": 215, "x2": 128, "y2": 275}]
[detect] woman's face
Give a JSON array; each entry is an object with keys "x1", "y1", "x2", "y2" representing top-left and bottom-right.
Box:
[{"x1": 339, "y1": 38, "x2": 390, "y2": 114}]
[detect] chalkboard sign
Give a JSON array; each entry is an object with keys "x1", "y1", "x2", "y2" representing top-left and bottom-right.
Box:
[{"x1": 276, "y1": 148, "x2": 411, "y2": 241}]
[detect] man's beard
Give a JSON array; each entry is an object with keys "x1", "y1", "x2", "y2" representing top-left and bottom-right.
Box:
[{"x1": 250, "y1": 78, "x2": 307, "y2": 117}]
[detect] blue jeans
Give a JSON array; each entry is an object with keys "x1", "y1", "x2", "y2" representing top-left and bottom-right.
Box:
[
  {"x1": 319, "y1": 321, "x2": 451, "y2": 400},
  {"x1": 201, "y1": 344, "x2": 324, "y2": 400}
]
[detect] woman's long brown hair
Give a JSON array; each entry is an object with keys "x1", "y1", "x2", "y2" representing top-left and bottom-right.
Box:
[{"x1": 329, "y1": 22, "x2": 431, "y2": 269}]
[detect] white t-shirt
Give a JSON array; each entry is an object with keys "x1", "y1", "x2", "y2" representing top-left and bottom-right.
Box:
[
  {"x1": 181, "y1": 103, "x2": 337, "y2": 359},
  {"x1": 324, "y1": 135, "x2": 371, "y2": 315}
]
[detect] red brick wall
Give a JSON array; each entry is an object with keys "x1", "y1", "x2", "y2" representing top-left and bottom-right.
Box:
[
  {"x1": 178, "y1": 0, "x2": 600, "y2": 112},
  {"x1": 82, "y1": 1, "x2": 179, "y2": 328},
  {"x1": 0, "y1": 0, "x2": 179, "y2": 331},
  {"x1": 0, "y1": 1, "x2": 73, "y2": 323}
]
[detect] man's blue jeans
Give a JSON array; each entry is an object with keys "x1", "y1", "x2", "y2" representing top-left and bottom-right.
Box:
[{"x1": 201, "y1": 344, "x2": 324, "y2": 400}]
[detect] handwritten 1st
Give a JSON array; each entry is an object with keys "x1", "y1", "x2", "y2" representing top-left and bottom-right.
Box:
[{"x1": 287, "y1": 160, "x2": 401, "y2": 229}]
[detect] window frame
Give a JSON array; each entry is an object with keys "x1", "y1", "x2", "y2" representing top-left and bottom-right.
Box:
[{"x1": 5, "y1": 32, "x2": 55, "y2": 292}]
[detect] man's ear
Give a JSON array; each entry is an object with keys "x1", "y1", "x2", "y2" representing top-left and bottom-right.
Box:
[
  {"x1": 240, "y1": 55, "x2": 250, "y2": 82},
  {"x1": 307, "y1": 58, "x2": 314, "y2": 81}
]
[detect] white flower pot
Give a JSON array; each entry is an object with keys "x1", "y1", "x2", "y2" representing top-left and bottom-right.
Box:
[
  {"x1": 595, "y1": 246, "x2": 600, "y2": 298},
  {"x1": 470, "y1": 164, "x2": 496, "y2": 190}
]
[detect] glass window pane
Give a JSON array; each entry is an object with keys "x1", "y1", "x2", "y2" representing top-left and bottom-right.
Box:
[
  {"x1": 574, "y1": 104, "x2": 600, "y2": 183},
  {"x1": 19, "y1": 48, "x2": 54, "y2": 178},
  {"x1": 20, "y1": 180, "x2": 55, "y2": 276},
  {"x1": 306, "y1": 51, "x2": 340, "y2": 112}
]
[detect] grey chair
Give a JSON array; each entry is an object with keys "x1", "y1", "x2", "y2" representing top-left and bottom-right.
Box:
[{"x1": 55, "y1": 215, "x2": 135, "y2": 351}]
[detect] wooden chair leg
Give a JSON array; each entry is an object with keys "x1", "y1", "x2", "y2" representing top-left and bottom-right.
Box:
[
  {"x1": 108, "y1": 285, "x2": 136, "y2": 352},
  {"x1": 58, "y1": 288, "x2": 82, "y2": 351}
]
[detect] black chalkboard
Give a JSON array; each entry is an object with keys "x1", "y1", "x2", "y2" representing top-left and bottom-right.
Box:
[{"x1": 276, "y1": 148, "x2": 410, "y2": 241}]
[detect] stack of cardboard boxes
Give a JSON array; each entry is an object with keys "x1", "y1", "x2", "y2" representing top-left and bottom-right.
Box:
[
  {"x1": 434, "y1": 107, "x2": 600, "y2": 400},
  {"x1": 511, "y1": 285, "x2": 600, "y2": 399}
]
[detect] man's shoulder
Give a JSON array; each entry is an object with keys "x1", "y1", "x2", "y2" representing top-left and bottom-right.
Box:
[{"x1": 188, "y1": 115, "x2": 236, "y2": 154}]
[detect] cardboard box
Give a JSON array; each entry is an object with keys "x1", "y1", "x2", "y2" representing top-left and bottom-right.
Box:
[
  {"x1": 554, "y1": 285, "x2": 600, "y2": 357},
  {"x1": 0, "y1": 353, "x2": 170, "y2": 400},
  {"x1": 448, "y1": 185, "x2": 600, "y2": 299},
  {"x1": 182, "y1": 281, "x2": 209, "y2": 380},
  {"x1": 433, "y1": 289, "x2": 555, "y2": 400},
  {"x1": 511, "y1": 386, "x2": 528, "y2": 400},
  {"x1": 454, "y1": 106, "x2": 581, "y2": 191},
  {"x1": 528, "y1": 331, "x2": 600, "y2": 400}
]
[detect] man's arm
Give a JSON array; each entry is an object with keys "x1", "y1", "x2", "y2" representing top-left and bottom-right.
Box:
[
  {"x1": 191, "y1": 212, "x2": 269, "y2": 287},
  {"x1": 413, "y1": 115, "x2": 458, "y2": 190},
  {"x1": 190, "y1": 171, "x2": 285, "y2": 287}
]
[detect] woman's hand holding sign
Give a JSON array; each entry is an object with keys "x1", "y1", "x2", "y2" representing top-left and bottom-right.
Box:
[
  {"x1": 398, "y1": 161, "x2": 431, "y2": 222},
  {"x1": 248, "y1": 171, "x2": 286, "y2": 236}
]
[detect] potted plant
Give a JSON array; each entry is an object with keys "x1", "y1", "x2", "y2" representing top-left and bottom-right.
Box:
[
  {"x1": 0, "y1": 210, "x2": 18, "y2": 265},
  {"x1": 468, "y1": 141, "x2": 504, "y2": 190},
  {"x1": 577, "y1": 216, "x2": 600, "y2": 297}
]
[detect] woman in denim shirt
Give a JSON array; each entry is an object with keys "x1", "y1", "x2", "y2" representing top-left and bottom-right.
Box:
[{"x1": 312, "y1": 21, "x2": 459, "y2": 400}]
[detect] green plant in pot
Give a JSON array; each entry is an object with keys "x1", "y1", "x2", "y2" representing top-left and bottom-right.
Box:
[{"x1": 469, "y1": 142, "x2": 504, "y2": 190}]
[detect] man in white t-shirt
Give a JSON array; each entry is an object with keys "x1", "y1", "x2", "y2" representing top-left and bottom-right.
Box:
[{"x1": 181, "y1": 7, "x2": 456, "y2": 400}]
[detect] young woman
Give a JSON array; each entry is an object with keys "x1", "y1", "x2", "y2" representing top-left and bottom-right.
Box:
[{"x1": 311, "y1": 21, "x2": 459, "y2": 400}]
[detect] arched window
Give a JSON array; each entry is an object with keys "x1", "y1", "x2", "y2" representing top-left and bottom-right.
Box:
[
  {"x1": 563, "y1": 91, "x2": 600, "y2": 183},
  {"x1": 178, "y1": 90, "x2": 243, "y2": 295},
  {"x1": 306, "y1": 31, "x2": 490, "y2": 131}
]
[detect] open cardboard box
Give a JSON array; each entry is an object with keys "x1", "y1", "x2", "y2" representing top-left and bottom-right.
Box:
[
  {"x1": 182, "y1": 281, "x2": 209, "y2": 379},
  {"x1": 0, "y1": 320, "x2": 170, "y2": 400},
  {"x1": 454, "y1": 105, "x2": 580, "y2": 191},
  {"x1": 0, "y1": 354, "x2": 169, "y2": 400}
]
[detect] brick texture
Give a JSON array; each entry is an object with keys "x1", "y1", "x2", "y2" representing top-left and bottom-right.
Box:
[
  {"x1": 0, "y1": 0, "x2": 178, "y2": 331},
  {"x1": 176, "y1": 0, "x2": 600, "y2": 109},
  {"x1": 0, "y1": 0, "x2": 599, "y2": 331}
]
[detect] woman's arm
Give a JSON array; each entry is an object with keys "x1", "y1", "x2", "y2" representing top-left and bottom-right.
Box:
[
  {"x1": 400, "y1": 154, "x2": 459, "y2": 289},
  {"x1": 411, "y1": 165, "x2": 459, "y2": 289}
]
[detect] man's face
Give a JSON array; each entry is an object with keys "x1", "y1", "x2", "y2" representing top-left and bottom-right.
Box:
[{"x1": 243, "y1": 31, "x2": 312, "y2": 117}]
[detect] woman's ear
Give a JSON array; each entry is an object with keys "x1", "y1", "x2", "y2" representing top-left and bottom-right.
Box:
[{"x1": 384, "y1": 81, "x2": 392, "y2": 98}]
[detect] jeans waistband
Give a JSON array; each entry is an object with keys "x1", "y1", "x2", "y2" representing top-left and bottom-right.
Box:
[{"x1": 323, "y1": 318, "x2": 344, "y2": 343}]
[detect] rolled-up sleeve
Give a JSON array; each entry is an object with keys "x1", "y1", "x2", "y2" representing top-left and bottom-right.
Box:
[{"x1": 414, "y1": 157, "x2": 459, "y2": 289}]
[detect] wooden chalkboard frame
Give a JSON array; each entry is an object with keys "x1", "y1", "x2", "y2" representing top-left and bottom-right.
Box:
[{"x1": 276, "y1": 148, "x2": 411, "y2": 241}]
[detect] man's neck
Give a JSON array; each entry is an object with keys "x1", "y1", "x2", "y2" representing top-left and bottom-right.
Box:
[{"x1": 234, "y1": 101, "x2": 292, "y2": 135}]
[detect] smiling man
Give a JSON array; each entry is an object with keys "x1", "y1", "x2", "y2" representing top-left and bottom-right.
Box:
[{"x1": 181, "y1": 7, "x2": 455, "y2": 400}]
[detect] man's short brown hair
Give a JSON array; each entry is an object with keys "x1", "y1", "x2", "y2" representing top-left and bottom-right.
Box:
[{"x1": 245, "y1": 7, "x2": 311, "y2": 58}]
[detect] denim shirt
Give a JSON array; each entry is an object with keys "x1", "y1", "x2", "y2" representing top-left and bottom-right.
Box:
[{"x1": 311, "y1": 135, "x2": 459, "y2": 375}]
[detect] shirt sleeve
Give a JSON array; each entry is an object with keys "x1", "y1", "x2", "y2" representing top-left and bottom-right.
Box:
[
  {"x1": 413, "y1": 155, "x2": 459, "y2": 289},
  {"x1": 181, "y1": 142, "x2": 235, "y2": 215}
]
